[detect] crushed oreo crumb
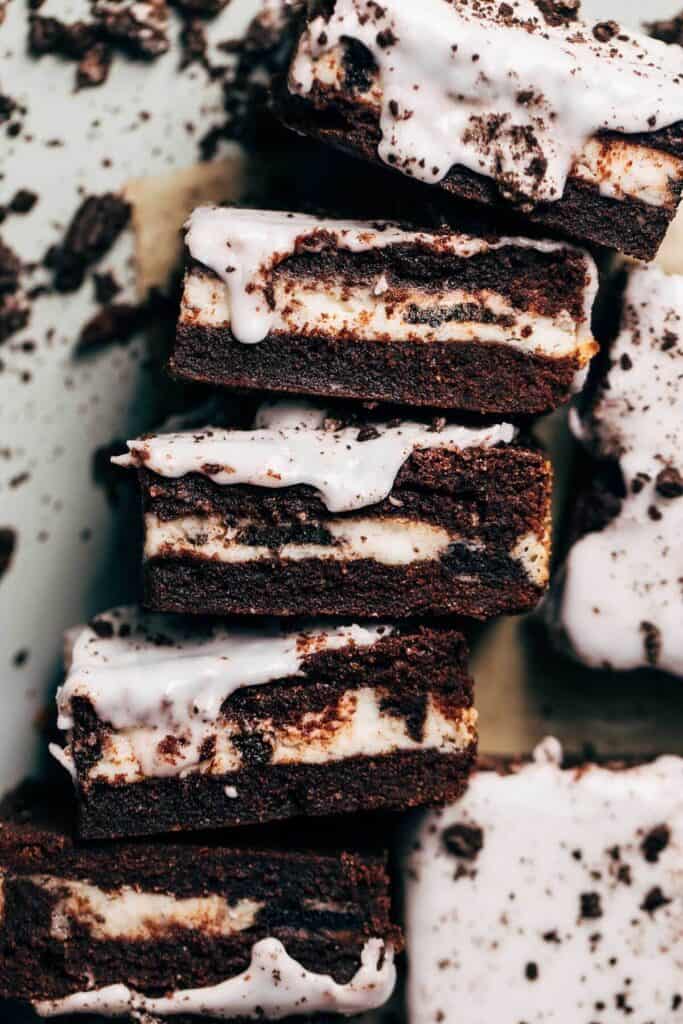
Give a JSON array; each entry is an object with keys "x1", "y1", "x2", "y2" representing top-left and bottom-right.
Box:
[{"x1": 47, "y1": 193, "x2": 131, "y2": 293}]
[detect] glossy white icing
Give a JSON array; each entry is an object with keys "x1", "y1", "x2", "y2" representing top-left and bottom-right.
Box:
[
  {"x1": 557, "y1": 265, "x2": 683, "y2": 676},
  {"x1": 406, "y1": 739, "x2": 683, "y2": 1024},
  {"x1": 34, "y1": 937, "x2": 396, "y2": 1019},
  {"x1": 290, "y1": 0, "x2": 683, "y2": 203},
  {"x1": 114, "y1": 398, "x2": 516, "y2": 513},
  {"x1": 54, "y1": 607, "x2": 391, "y2": 779},
  {"x1": 184, "y1": 206, "x2": 597, "y2": 345}
]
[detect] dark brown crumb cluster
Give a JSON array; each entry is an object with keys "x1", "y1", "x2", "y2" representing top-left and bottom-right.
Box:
[
  {"x1": 646, "y1": 11, "x2": 683, "y2": 46},
  {"x1": 45, "y1": 193, "x2": 131, "y2": 293},
  {"x1": 0, "y1": 527, "x2": 17, "y2": 581},
  {"x1": 0, "y1": 239, "x2": 30, "y2": 346}
]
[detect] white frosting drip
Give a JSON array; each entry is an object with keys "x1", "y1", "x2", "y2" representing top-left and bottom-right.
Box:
[
  {"x1": 55, "y1": 607, "x2": 390, "y2": 779},
  {"x1": 184, "y1": 206, "x2": 596, "y2": 345},
  {"x1": 406, "y1": 743, "x2": 683, "y2": 1024},
  {"x1": 114, "y1": 398, "x2": 516, "y2": 513},
  {"x1": 557, "y1": 266, "x2": 683, "y2": 677},
  {"x1": 34, "y1": 937, "x2": 396, "y2": 1020},
  {"x1": 290, "y1": 0, "x2": 683, "y2": 203}
]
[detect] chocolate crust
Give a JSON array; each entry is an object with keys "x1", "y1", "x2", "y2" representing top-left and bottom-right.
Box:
[
  {"x1": 276, "y1": 86, "x2": 680, "y2": 261},
  {"x1": 0, "y1": 783, "x2": 399, "y2": 1004},
  {"x1": 76, "y1": 748, "x2": 474, "y2": 841},
  {"x1": 170, "y1": 322, "x2": 584, "y2": 416},
  {"x1": 144, "y1": 552, "x2": 542, "y2": 619}
]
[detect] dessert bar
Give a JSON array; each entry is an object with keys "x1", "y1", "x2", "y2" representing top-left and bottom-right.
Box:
[
  {"x1": 52, "y1": 608, "x2": 477, "y2": 840},
  {"x1": 405, "y1": 738, "x2": 683, "y2": 1024},
  {"x1": 0, "y1": 782, "x2": 399, "y2": 1021},
  {"x1": 172, "y1": 206, "x2": 598, "y2": 416},
  {"x1": 115, "y1": 401, "x2": 553, "y2": 620},
  {"x1": 547, "y1": 265, "x2": 683, "y2": 677},
  {"x1": 281, "y1": 0, "x2": 683, "y2": 260}
]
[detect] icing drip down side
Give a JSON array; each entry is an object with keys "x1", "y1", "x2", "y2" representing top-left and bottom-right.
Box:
[
  {"x1": 289, "y1": 0, "x2": 683, "y2": 203},
  {"x1": 34, "y1": 937, "x2": 396, "y2": 1020},
  {"x1": 184, "y1": 207, "x2": 597, "y2": 345},
  {"x1": 555, "y1": 265, "x2": 683, "y2": 677},
  {"x1": 53, "y1": 607, "x2": 391, "y2": 780},
  {"x1": 114, "y1": 399, "x2": 517, "y2": 513}
]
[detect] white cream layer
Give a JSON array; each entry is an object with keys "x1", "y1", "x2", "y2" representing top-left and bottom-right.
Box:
[
  {"x1": 181, "y1": 268, "x2": 596, "y2": 361},
  {"x1": 289, "y1": 1, "x2": 683, "y2": 203},
  {"x1": 26, "y1": 876, "x2": 263, "y2": 943},
  {"x1": 183, "y1": 207, "x2": 598, "y2": 346},
  {"x1": 81, "y1": 690, "x2": 477, "y2": 784},
  {"x1": 115, "y1": 398, "x2": 516, "y2": 514},
  {"x1": 406, "y1": 739, "x2": 683, "y2": 1024},
  {"x1": 144, "y1": 513, "x2": 548, "y2": 587},
  {"x1": 555, "y1": 265, "x2": 683, "y2": 677},
  {"x1": 34, "y1": 937, "x2": 396, "y2": 1019}
]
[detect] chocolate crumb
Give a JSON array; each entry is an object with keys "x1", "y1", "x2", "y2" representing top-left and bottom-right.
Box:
[
  {"x1": 593, "y1": 21, "x2": 619, "y2": 43},
  {"x1": 442, "y1": 823, "x2": 484, "y2": 860},
  {"x1": 580, "y1": 892, "x2": 602, "y2": 920},
  {"x1": 639, "y1": 621, "x2": 661, "y2": 667},
  {"x1": 90, "y1": 618, "x2": 115, "y2": 639},
  {"x1": 655, "y1": 467, "x2": 683, "y2": 499},
  {"x1": 93, "y1": 271, "x2": 121, "y2": 305},
  {"x1": 48, "y1": 194, "x2": 131, "y2": 292},
  {"x1": 356, "y1": 426, "x2": 380, "y2": 443},
  {"x1": 525, "y1": 962, "x2": 539, "y2": 981},
  {"x1": 9, "y1": 190, "x2": 38, "y2": 215},
  {"x1": 75, "y1": 302, "x2": 146, "y2": 356},
  {"x1": 641, "y1": 824, "x2": 671, "y2": 864},
  {"x1": 646, "y1": 14, "x2": 683, "y2": 47},
  {"x1": 0, "y1": 527, "x2": 17, "y2": 581},
  {"x1": 640, "y1": 886, "x2": 671, "y2": 916},
  {"x1": 77, "y1": 42, "x2": 113, "y2": 89},
  {"x1": 92, "y1": 0, "x2": 170, "y2": 60}
]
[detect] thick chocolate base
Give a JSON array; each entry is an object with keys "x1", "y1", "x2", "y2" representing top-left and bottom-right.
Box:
[
  {"x1": 0, "y1": 783, "x2": 398, "y2": 1009},
  {"x1": 144, "y1": 552, "x2": 542, "y2": 619},
  {"x1": 171, "y1": 323, "x2": 583, "y2": 416},
  {"x1": 77, "y1": 748, "x2": 474, "y2": 841},
  {"x1": 276, "y1": 88, "x2": 680, "y2": 261}
]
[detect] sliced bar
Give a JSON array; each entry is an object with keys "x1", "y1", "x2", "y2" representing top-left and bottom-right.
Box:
[
  {"x1": 405, "y1": 738, "x2": 683, "y2": 1024},
  {"x1": 546, "y1": 265, "x2": 683, "y2": 678},
  {"x1": 0, "y1": 782, "x2": 399, "y2": 1021},
  {"x1": 281, "y1": 0, "x2": 683, "y2": 260},
  {"x1": 172, "y1": 207, "x2": 598, "y2": 416},
  {"x1": 114, "y1": 401, "x2": 552, "y2": 619},
  {"x1": 51, "y1": 607, "x2": 477, "y2": 840}
]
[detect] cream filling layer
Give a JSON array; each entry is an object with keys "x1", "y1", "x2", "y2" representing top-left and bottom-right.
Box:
[
  {"x1": 144, "y1": 514, "x2": 548, "y2": 585},
  {"x1": 26, "y1": 876, "x2": 263, "y2": 943},
  {"x1": 34, "y1": 937, "x2": 396, "y2": 1020},
  {"x1": 181, "y1": 271, "x2": 595, "y2": 361},
  {"x1": 77, "y1": 690, "x2": 477, "y2": 783}
]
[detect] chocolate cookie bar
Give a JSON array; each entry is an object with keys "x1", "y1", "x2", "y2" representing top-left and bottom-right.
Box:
[
  {"x1": 114, "y1": 401, "x2": 552, "y2": 620},
  {"x1": 0, "y1": 782, "x2": 399, "y2": 1022},
  {"x1": 172, "y1": 207, "x2": 598, "y2": 416},
  {"x1": 281, "y1": 0, "x2": 683, "y2": 260},
  {"x1": 51, "y1": 607, "x2": 477, "y2": 840},
  {"x1": 405, "y1": 738, "x2": 683, "y2": 1024},
  {"x1": 546, "y1": 264, "x2": 683, "y2": 678}
]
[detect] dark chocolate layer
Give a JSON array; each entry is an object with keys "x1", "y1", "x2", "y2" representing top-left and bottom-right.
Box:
[
  {"x1": 77, "y1": 748, "x2": 473, "y2": 841},
  {"x1": 171, "y1": 323, "x2": 584, "y2": 416}
]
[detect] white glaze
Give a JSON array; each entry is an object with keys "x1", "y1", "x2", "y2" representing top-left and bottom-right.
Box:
[
  {"x1": 34, "y1": 937, "x2": 396, "y2": 1019},
  {"x1": 114, "y1": 398, "x2": 516, "y2": 513},
  {"x1": 54, "y1": 607, "x2": 391, "y2": 780},
  {"x1": 290, "y1": 0, "x2": 683, "y2": 203},
  {"x1": 406, "y1": 739, "x2": 683, "y2": 1024},
  {"x1": 556, "y1": 265, "x2": 683, "y2": 676},
  {"x1": 184, "y1": 206, "x2": 597, "y2": 345}
]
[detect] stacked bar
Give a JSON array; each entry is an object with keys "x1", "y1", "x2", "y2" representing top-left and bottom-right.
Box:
[
  {"x1": 5, "y1": 2, "x2": 683, "y2": 1021},
  {"x1": 172, "y1": 207, "x2": 598, "y2": 415},
  {"x1": 280, "y1": 0, "x2": 683, "y2": 259}
]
